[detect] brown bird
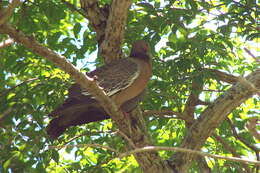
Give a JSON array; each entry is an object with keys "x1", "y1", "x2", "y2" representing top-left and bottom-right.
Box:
[{"x1": 47, "y1": 40, "x2": 152, "y2": 139}]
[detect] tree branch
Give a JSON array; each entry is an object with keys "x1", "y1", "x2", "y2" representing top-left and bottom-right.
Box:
[
  {"x1": 61, "y1": 0, "x2": 88, "y2": 18},
  {"x1": 244, "y1": 47, "x2": 260, "y2": 64},
  {"x1": 170, "y1": 69, "x2": 260, "y2": 172},
  {"x1": 0, "y1": 78, "x2": 38, "y2": 98},
  {"x1": 0, "y1": 38, "x2": 14, "y2": 48},
  {"x1": 118, "y1": 146, "x2": 260, "y2": 166},
  {"x1": 183, "y1": 78, "x2": 203, "y2": 125},
  {"x1": 80, "y1": 0, "x2": 109, "y2": 44},
  {"x1": 226, "y1": 118, "x2": 259, "y2": 153},
  {"x1": 204, "y1": 68, "x2": 239, "y2": 84},
  {"x1": 99, "y1": 0, "x2": 132, "y2": 63},
  {"x1": 49, "y1": 143, "x2": 118, "y2": 153},
  {"x1": 246, "y1": 117, "x2": 260, "y2": 141},
  {"x1": 0, "y1": 0, "x2": 21, "y2": 25},
  {"x1": 80, "y1": 0, "x2": 131, "y2": 62},
  {"x1": 143, "y1": 110, "x2": 184, "y2": 119},
  {"x1": 213, "y1": 134, "x2": 252, "y2": 173}
]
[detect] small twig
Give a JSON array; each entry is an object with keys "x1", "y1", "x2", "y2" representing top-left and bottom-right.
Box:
[
  {"x1": 237, "y1": 76, "x2": 260, "y2": 96},
  {"x1": 204, "y1": 68, "x2": 239, "y2": 84},
  {"x1": 49, "y1": 143, "x2": 118, "y2": 153},
  {"x1": 244, "y1": 48, "x2": 260, "y2": 64},
  {"x1": 246, "y1": 117, "x2": 260, "y2": 141},
  {"x1": 226, "y1": 118, "x2": 259, "y2": 153},
  {"x1": 213, "y1": 134, "x2": 252, "y2": 172},
  {"x1": 143, "y1": 110, "x2": 184, "y2": 118},
  {"x1": 0, "y1": 0, "x2": 21, "y2": 25},
  {"x1": 0, "y1": 78, "x2": 38, "y2": 98},
  {"x1": 117, "y1": 146, "x2": 260, "y2": 165},
  {"x1": 202, "y1": 89, "x2": 225, "y2": 92},
  {"x1": 182, "y1": 79, "x2": 204, "y2": 126},
  {"x1": 0, "y1": 108, "x2": 12, "y2": 127},
  {"x1": 61, "y1": 0, "x2": 88, "y2": 18},
  {"x1": 64, "y1": 130, "x2": 116, "y2": 145},
  {"x1": 197, "y1": 99, "x2": 211, "y2": 105},
  {"x1": 116, "y1": 130, "x2": 136, "y2": 148},
  {"x1": 0, "y1": 38, "x2": 14, "y2": 48}
]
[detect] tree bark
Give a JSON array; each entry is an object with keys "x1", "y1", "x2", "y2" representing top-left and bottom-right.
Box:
[{"x1": 170, "y1": 69, "x2": 260, "y2": 172}]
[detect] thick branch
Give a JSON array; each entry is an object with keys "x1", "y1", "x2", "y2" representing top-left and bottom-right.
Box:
[
  {"x1": 170, "y1": 69, "x2": 260, "y2": 172},
  {"x1": 80, "y1": 0, "x2": 108, "y2": 44},
  {"x1": 80, "y1": 0, "x2": 131, "y2": 62},
  {"x1": 100, "y1": 0, "x2": 132, "y2": 63},
  {"x1": 126, "y1": 107, "x2": 173, "y2": 172},
  {"x1": 204, "y1": 68, "x2": 239, "y2": 84}
]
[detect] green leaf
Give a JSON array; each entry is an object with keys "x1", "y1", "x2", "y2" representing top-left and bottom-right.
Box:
[{"x1": 73, "y1": 23, "x2": 82, "y2": 38}]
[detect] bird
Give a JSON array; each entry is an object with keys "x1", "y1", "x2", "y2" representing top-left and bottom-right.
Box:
[{"x1": 46, "y1": 40, "x2": 152, "y2": 139}]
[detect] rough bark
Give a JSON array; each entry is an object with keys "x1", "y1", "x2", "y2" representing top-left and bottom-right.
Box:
[
  {"x1": 170, "y1": 69, "x2": 260, "y2": 172},
  {"x1": 80, "y1": 0, "x2": 131, "y2": 63}
]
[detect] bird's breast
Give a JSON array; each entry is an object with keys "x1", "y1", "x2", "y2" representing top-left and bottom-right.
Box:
[{"x1": 111, "y1": 59, "x2": 152, "y2": 108}]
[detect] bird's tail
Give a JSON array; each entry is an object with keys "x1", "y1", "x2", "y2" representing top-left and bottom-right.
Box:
[{"x1": 47, "y1": 98, "x2": 109, "y2": 139}]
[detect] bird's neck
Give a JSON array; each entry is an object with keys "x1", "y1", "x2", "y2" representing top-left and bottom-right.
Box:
[{"x1": 130, "y1": 52, "x2": 151, "y2": 62}]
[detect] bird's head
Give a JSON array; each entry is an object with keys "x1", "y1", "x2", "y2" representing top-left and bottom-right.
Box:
[{"x1": 130, "y1": 40, "x2": 151, "y2": 61}]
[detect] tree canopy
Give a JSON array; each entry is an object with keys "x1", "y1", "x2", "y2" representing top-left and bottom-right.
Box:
[{"x1": 0, "y1": 0, "x2": 259, "y2": 172}]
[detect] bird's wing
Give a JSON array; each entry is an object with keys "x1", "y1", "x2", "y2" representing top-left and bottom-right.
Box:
[{"x1": 69, "y1": 58, "x2": 140, "y2": 98}]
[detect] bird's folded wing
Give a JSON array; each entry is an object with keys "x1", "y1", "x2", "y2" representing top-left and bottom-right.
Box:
[{"x1": 68, "y1": 58, "x2": 140, "y2": 98}]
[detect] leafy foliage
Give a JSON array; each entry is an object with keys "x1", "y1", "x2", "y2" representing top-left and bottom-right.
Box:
[{"x1": 0, "y1": 0, "x2": 258, "y2": 172}]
